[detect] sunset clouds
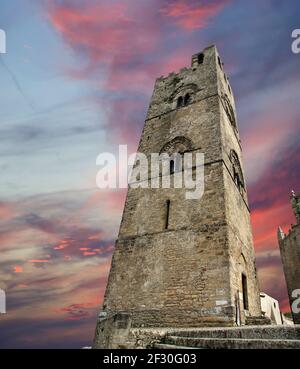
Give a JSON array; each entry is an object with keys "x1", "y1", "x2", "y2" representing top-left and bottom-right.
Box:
[
  {"x1": 0, "y1": 188, "x2": 122, "y2": 347},
  {"x1": 161, "y1": 0, "x2": 230, "y2": 30},
  {"x1": 46, "y1": 0, "x2": 231, "y2": 145},
  {"x1": 0, "y1": 0, "x2": 299, "y2": 348}
]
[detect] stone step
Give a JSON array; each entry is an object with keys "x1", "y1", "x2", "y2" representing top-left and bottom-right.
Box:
[
  {"x1": 153, "y1": 343, "x2": 199, "y2": 349},
  {"x1": 167, "y1": 325, "x2": 300, "y2": 340},
  {"x1": 164, "y1": 336, "x2": 300, "y2": 349},
  {"x1": 246, "y1": 316, "x2": 272, "y2": 325}
]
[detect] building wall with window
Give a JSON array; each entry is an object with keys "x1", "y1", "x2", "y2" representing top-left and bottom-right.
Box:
[{"x1": 278, "y1": 192, "x2": 300, "y2": 325}]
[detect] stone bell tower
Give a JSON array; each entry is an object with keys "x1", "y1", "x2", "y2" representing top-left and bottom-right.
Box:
[{"x1": 94, "y1": 45, "x2": 261, "y2": 348}]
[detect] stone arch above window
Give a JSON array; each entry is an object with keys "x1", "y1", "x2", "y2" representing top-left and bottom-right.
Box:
[
  {"x1": 239, "y1": 252, "x2": 247, "y2": 270},
  {"x1": 160, "y1": 136, "x2": 194, "y2": 155},
  {"x1": 171, "y1": 83, "x2": 199, "y2": 109},
  {"x1": 230, "y1": 150, "x2": 245, "y2": 191}
]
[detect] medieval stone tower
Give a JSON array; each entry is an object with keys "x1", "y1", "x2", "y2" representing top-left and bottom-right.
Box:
[
  {"x1": 278, "y1": 191, "x2": 300, "y2": 324},
  {"x1": 94, "y1": 45, "x2": 261, "y2": 348}
]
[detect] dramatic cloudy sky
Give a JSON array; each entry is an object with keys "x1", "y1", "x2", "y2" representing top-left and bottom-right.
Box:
[{"x1": 0, "y1": 0, "x2": 299, "y2": 348}]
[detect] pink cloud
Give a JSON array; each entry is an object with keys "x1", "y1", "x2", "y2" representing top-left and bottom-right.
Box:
[
  {"x1": 256, "y1": 261, "x2": 289, "y2": 312},
  {"x1": 59, "y1": 303, "x2": 96, "y2": 320},
  {"x1": 53, "y1": 239, "x2": 70, "y2": 250},
  {"x1": 82, "y1": 189, "x2": 126, "y2": 214},
  {"x1": 107, "y1": 45, "x2": 192, "y2": 92},
  {"x1": 47, "y1": 1, "x2": 160, "y2": 68},
  {"x1": 160, "y1": 0, "x2": 230, "y2": 30},
  {"x1": 28, "y1": 259, "x2": 51, "y2": 263},
  {"x1": 251, "y1": 202, "x2": 294, "y2": 252},
  {"x1": 83, "y1": 251, "x2": 96, "y2": 256},
  {"x1": 0, "y1": 230, "x2": 17, "y2": 247},
  {"x1": 46, "y1": 0, "x2": 225, "y2": 145},
  {"x1": 13, "y1": 265, "x2": 23, "y2": 273},
  {"x1": 0, "y1": 201, "x2": 15, "y2": 221}
]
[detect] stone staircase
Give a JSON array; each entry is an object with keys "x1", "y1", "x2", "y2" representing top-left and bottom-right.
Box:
[
  {"x1": 153, "y1": 325, "x2": 300, "y2": 349},
  {"x1": 245, "y1": 315, "x2": 272, "y2": 325}
]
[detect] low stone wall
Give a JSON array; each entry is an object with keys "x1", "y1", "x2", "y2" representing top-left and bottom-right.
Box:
[
  {"x1": 94, "y1": 324, "x2": 300, "y2": 349},
  {"x1": 93, "y1": 312, "x2": 132, "y2": 349},
  {"x1": 127, "y1": 325, "x2": 300, "y2": 349},
  {"x1": 126, "y1": 328, "x2": 171, "y2": 349}
]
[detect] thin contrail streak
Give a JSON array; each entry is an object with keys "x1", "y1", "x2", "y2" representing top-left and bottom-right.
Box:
[{"x1": 0, "y1": 55, "x2": 36, "y2": 112}]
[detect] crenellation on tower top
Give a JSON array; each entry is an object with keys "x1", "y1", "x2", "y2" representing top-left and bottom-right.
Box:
[
  {"x1": 291, "y1": 190, "x2": 300, "y2": 224},
  {"x1": 277, "y1": 226, "x2": 285, "y2": 242},
  {"x1": 147, "y1": 46, "x2": 222, "y2": 121}
]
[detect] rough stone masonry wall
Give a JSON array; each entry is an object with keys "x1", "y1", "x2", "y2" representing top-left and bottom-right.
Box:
[
  {"x1": 223, "y1": 166, "x2": 261, "y2": 321},
  {"x1": 217, "y1": 55, "x2": 261, "y2": 320},
  {"x1": 280, "y1": 224, "x2": 300, "y2": 324},
  {"x1": 103, "y1": 163, "x2": 234, "y2": 327}
]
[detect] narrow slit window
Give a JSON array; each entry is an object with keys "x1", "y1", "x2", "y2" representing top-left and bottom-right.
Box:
[
  {"x1": 170, "y1": 160, "x2": 175, "y2": 174},
  {"x1": 165, "y1": 200, "x2": 170, "y2": 229},
  {"x1": 242, "y1": 273, "x2": 249, "y2": 310}
]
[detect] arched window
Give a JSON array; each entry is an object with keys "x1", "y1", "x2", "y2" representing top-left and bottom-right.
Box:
[
  {"x1": 230, "y1": 150, "x2": 244, "y2": 192},
  {"x1": 184, "y1": 93, "x2": 191, "y2": 106},
  {"x1": 160, "y1": 136, "x2": 194, "y2": 156},
  {"x1": 242, "y1": 273, "x2": 249, "y2": 310},
  {"x1": 160, "y1": 137, "x2": 194, "y2": 178},
  {"x1": 222, "y1": 93, "x2": 237, "y2": 130},
  {"x1": 177, "y1": 96, "x2": 183, "y2": 108},
  {"x1": 197, "y1": 53, "x2": 204, "y2": 64},
  {"x1": 170, "y1": 159, "x2": 175, "y2": 174}
]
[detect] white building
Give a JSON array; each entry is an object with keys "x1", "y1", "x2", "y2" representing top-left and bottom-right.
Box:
[{"x1": 260, "y1": 292, "x2": 293, "y2": 325}]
